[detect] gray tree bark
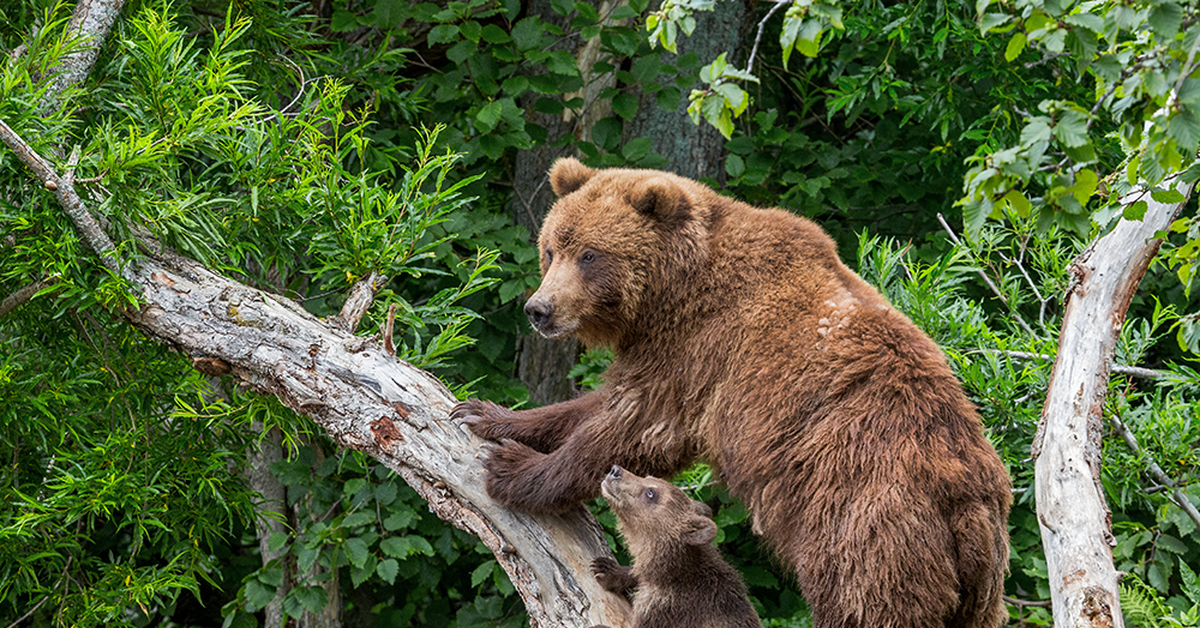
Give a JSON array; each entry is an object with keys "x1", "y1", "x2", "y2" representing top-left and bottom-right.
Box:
[
  {"x1": 622, "y1": 0, "x2": 749, "y2": 181},
  {"x1": 1032, "y1": 176, "x2": 1193, "y2": 628}
]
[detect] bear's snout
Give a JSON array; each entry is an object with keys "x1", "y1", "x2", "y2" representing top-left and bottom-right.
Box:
[
  {"x1": 607, "y1": 465, "x2": 623, "y2": 480},
  {"x1": 524, "y1": 299, "x2": 554, "y2": 331}
]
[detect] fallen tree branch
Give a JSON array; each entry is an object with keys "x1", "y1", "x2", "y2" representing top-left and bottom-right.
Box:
[
  {"x1": 1032, "y1": 174, "x2": 1193, "y2": 628},
  {"x1": 1, "y1": 107, "x2": 629, "y2": 628}
]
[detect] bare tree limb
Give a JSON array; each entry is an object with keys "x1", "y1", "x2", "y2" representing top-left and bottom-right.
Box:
[
  {"x1": 1032, "y1": 174, "x2": 1193, "y2": 628},
  {"x1": 2, "y1": 103, "x2": 630, "y2": 628},
  {"x1": 1107, "y1": 413, "x2": 1200, "y2": 532},
  {"x1": 0, "y1": 275, "x2": 57, "y2": 318},
  {"x1": 0, "y1": 120, "x2": 123, "y2": 277},
  {"x1": 40, "y1": 0, "x2": 128, "y2": 112}
]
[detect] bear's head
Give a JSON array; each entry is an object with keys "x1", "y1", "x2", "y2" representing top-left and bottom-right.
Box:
[
  {"x1": 600, "y1": 465, "x2": 717, "y2": 560},
  {"x1": 523, "y1": 158, "x2": 708, "y2": 348}
]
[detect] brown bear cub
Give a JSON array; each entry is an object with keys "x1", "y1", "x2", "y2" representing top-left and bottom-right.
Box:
[
  {"x1": 591, "y1": 465, "x2": 759, "y2": 628},
  {"x1": 452, "y1": 158, "x2": 1012, "y2": 628}
]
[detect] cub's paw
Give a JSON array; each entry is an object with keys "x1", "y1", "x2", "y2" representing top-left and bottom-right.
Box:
[
  {"x1": 450, "y1": 399, "x2": 516, "y2": 441},
  {"x1": 591, "y1": 557, "x2": 635, "y2": 595},
  {"x1": 482, "y1": 439, "x2": 544, "y2": 508}
]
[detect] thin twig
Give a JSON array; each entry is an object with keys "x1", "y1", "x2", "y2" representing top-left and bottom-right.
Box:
[
  {"x1": 964, "y1": 348, "x2": 1169, "y2": 380},
  {"x1": 936, "y1": 212, "x2": 1037, "y2": 336},
  {"x1": 1004, "y1": 595, "x2": 1053, "y2": 608},
  {"x1": 1108, "y1": 413, "x2": 1200, "y2": 532},
  {"x1": 747, "y1": 0, "x2": 790, "y2": 75}
]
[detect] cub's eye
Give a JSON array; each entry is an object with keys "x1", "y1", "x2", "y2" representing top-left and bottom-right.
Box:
[
  {"x1": 645, "y1": 488, "x2": 657, "y2": 502},
  {"x1": 580, "y1": 250, "x2": 596, "y2": 264}
]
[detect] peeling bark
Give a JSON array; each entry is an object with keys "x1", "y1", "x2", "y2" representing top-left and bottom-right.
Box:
[{"x1": 1033, "y1": 177, "x2": 1193, "y2": 628}]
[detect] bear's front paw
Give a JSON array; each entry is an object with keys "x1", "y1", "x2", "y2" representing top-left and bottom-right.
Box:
[
  {"x1": 450, "y1": 399, "x2": 516, "y2": 441},
  {"x1": 592, "y1": 557, "x2": 635, "y2": 595},
  {"x1": 482, "y1": 438, "x2": 545, "y2": 509}
]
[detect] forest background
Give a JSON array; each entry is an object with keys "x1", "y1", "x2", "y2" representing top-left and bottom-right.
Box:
[{"x1": 1, "y1": 0, "x2": 1199, "y2": 626}]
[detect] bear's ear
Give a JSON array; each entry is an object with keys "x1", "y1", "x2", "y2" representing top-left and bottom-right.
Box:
[
  {"x1": 549, "y1": 157, "x2": 595, "y2": 197},
  {"x1": 681, "y1": 515, "x2": 718, "y2": 546},
  {"x1": 630, "y1": 177, "x2": 686, "y2": 220},
  {"x1": 691, "y1": 500, "x2": 713, "y2": 519}
]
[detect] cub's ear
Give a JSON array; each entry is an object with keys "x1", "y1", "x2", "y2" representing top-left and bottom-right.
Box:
[
  {"x1": 630, "y1": 177, "x2": 686, "y2": 220},
  {"x1": 681, "y1": 515, "x2": 718, "y2": 546},
  {"x1": 691, "y1": 500, "x2": 713, "y2": 519},
  {"x1": 549, "y1": 157, "x2": 595, "y2": 197}
]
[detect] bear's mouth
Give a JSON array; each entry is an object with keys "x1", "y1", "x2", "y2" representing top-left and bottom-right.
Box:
[{"x1": 532, "y1": 318, "x2": 577, "y2": 339}]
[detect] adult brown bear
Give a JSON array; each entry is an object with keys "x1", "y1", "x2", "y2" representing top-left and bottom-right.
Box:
[{"x1": 452, "y1": 158, "x2": 1012, "y2": 628}]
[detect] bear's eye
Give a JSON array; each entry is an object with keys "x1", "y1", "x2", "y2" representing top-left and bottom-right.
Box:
[
  {"x1": 580, "y1": 250, "x2": 596, "y2": 265},
  {"x1": 645, "y1": 488, "x2": 657, "y2": 502}
]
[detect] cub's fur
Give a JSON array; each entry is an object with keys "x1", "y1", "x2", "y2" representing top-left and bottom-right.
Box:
[{"x1": 591, "y1": 466, "x2": 759, "y2": 628}]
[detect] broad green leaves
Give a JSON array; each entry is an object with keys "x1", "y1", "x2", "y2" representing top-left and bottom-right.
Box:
[
  {"x1": 968, "y1": 0, "x2": 1200, "y2": 239},
  {"x1": 687, "y1": 53, "x2": 759, "y2": 139},
  {"x1": 780, "y1": 0, "x2": 844, "y2": 66}
]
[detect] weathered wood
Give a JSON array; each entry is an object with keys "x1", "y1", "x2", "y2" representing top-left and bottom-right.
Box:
[
  {"x1": 124, "y1": 249, "x2": 631, "y2": 627},
  {"x1": 1033, "y1": 177, "x2": 1192, "y2": 628}
]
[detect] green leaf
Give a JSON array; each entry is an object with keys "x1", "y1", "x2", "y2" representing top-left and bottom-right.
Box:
[
  {"x1": 244, "y1": 580, "x2": 276, "y2": 611},
  {"x1": 1168, "y1": 109, "x2": 1200, "y2": 153},
  {"x1": 481, "y1": 24, "x2": 511, "y2": 44},
  {"x1": 1150, "y1": 188, "x2": 1187, "y2": 204},
  {"x1": 511, "y1": 18, "x2": 545, "y2": 50},
  {"x1": 268, "y1": 532, "x2": 289, "y2": 553},
  {"x1": 1005, "y1": 32, "x2": 1026, "y2": 61},
  {"x1": 471, "y1": 560, "x2": 495, "y2": 587},
  {"x1": 344, "y1": 537, "x2": 370, "y2": 568},
  {"x1": 622, "y1": 137, "x2": 652, "y2": 162},
  {"x1": 1054, "y1": 110, "x2": 1089, "y2": 148},
  {"x1": 978, "y1": 13, "x2": 1012, "y2": 34},
  {"x1": 381, "y1": 536, "x2": 411, "y2": 558},
  {"x1": 1148, "y1": 1, "x2": 1183, "y2": 40},
  {"x1": 1124, "y1": 200, "x2": 1148, "y2": 221},
  {"x1": 294, "y1": 585, "x2": 327, "y2": 614},
  {"x1": 377, "y1": 558, "x2": 399, "y2": 584},
  {"x1": 726, "y1": 154, "x2": 745, "y2": 177},
  {"x1": 476, "y1": 101, "x2": 503, "y2": 132},
  {"x1": 612, "y1": 92, "x2": 638, "y2": 121}
]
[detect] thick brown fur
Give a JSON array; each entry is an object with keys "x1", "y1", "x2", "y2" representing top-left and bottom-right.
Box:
[
  {"x1": 452, "y1": 158, "x2": 1012, "y2": 628},
  {"x1": 590, "y1": 466, "x2": 760, "y2": 628}
]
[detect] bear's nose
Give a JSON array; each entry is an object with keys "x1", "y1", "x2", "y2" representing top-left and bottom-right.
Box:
[
  {"x1": 524, "y1": 300, "x2": 554, "y2": 329},
  {"x1": 607, "y1": 466, "x2": 622, "y2": 479}
]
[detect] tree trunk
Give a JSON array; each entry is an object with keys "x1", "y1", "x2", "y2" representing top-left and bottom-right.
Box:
[
  {"x1": 621, "y1": 0, "x2": 749, "y2": 182},
  {"x1": 1032, "y1": 177, "x2": 1192, "y2": 628}
]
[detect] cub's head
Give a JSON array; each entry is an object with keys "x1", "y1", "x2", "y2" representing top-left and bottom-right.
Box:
[
  {"x1": 524, "y1": 158, "x2": 706, "y2": 347},
  {"x1": 600, "y1": 465, "x2": 717, "y2": 559}
]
